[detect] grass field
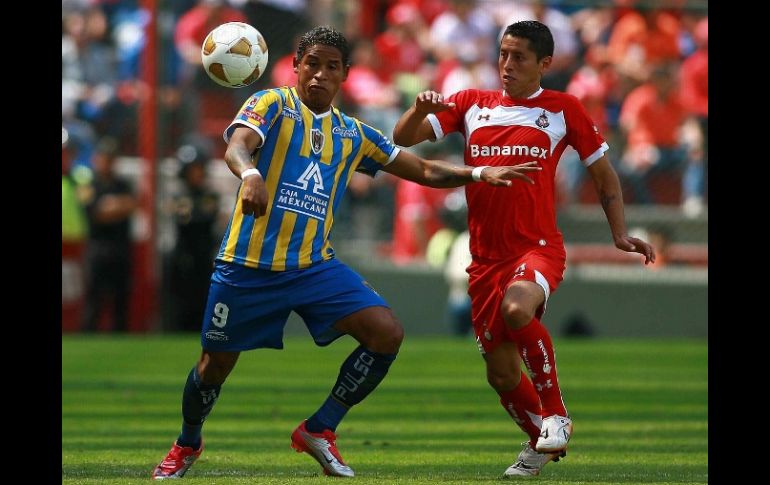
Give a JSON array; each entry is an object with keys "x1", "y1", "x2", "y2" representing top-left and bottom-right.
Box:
[{"x1": 62, "y1": 335, "x2": 707, "y2": 484}]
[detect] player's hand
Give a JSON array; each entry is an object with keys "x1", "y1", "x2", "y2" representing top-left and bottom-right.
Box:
[
  {"x1": 479, "y1": 162, "x2": 542, "y2": 186},
  {"x1": 614, "y1": 235, "x2": 656, "y2": 265},
  {"x1": 414, "y1": 90, "x2": 456, "y2": 115},
  {"x1": 240, "y1": 173, "x2": 268, "y2": 217}
]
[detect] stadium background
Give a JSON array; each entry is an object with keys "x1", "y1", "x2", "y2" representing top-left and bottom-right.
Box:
[{"x1": 61, "y1": 0, "x2": 708, "y2": 337}]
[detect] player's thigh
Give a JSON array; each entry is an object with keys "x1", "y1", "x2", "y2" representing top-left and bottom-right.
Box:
[
  {"x1": 502, "y1": 252, "x2": 564, "y2": 319},
  {"x1": 200, "y1": 279, "x2": 291, "y2": 351},
  {"x1": 294, "y1": 259, "x2": 397, "y2": 349}
]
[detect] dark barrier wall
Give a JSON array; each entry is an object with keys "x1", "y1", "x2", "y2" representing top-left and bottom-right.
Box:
[{"x1": 285, "y1": 263, "x2": 707, "y2": 338}]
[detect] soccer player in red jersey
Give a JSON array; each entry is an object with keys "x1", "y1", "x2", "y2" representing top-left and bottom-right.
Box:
[{"x1": 393, "y1": 20, "x2": 656, "y2": 477}]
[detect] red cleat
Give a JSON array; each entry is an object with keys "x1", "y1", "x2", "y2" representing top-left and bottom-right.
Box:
[{"x1": 151, "y1": 440, "x2": 203, "y2": 480}]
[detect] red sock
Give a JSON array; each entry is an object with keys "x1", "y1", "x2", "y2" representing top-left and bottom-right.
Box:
[
  {"x1": 510, "y1": 318, "x2": 568, "y2": 417},
  {"x1": 498, "y1": 371, "x2": 543, "y2": 447}
]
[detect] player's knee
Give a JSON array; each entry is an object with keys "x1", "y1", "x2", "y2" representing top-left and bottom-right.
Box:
[
  {"x1": 197, "y1": 354, "x2": 237, "y2": 385},
  {"x1": 500, "y1": 301, "x2": 534, "y2": 329},
  {"x1": 486, "y1": 367, "x2": 521, "y2": 392},
  {"x1": 369, "y1": 317, "x2": 404, "y2": 354}
]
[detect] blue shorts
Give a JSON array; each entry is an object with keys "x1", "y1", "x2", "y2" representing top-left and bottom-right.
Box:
[{"x1": 200, "y1": 259, "x2": 389, "y2": 351}]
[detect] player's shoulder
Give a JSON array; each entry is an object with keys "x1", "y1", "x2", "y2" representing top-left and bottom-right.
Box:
[
  {"x1": 534, "y1": 90, "x2": 591, "y2": 121},
  {"x1": 539, "y1": 89, "x2": 580, "y2": 105},
  {"x1": 340, "y1": 110, "x2": 383, "y2": 138},
  {"x1": 450, "y1": 88, "x2": 504, "y2": 109},
  {"x1": 247, "y1": 86, "x2": 288, "y2": 106}
]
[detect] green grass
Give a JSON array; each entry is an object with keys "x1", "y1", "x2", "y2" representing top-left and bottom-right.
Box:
[{"x1": 62, "y1": 335, "x2": 707, "y2": 484}]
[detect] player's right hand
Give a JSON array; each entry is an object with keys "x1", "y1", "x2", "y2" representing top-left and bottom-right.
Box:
[
  {"x1": 414, "y1": 90, "x2": 456, "y2": 115},
  {"x1": 240, "y1": 173, "x2": 268, "y2": 217},
  {"x1": 481, "y1": 161, "x2": 542, "y2": 186}
]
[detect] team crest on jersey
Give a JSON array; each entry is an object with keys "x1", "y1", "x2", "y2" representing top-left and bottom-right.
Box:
[
  {"x1": 311, "y1": 128, "x2": 325, "y2": 154},
  {"x1": 536, "y1": 110, "x2": 550, "y2": 128}
]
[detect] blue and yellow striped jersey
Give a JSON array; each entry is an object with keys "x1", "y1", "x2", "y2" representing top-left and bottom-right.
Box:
[{"x1": 218, "y1": 86, "x2": 400, "y2": 271}]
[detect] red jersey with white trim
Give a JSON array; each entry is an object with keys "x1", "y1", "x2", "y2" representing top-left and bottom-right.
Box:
[{"x1": 428, "y1": 88, "x2": 608, "y2": 260}]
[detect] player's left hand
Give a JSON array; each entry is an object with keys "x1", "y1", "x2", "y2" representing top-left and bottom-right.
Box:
[
  {"x1": 614, "y1": 235, "x2": 656, "y2": 265},
  {"x1": 414, "y1": 90, "x2": 456, "y2": 115},
  {"x1": 480, "y1": 162, "x2": 542, "y2": 186}
]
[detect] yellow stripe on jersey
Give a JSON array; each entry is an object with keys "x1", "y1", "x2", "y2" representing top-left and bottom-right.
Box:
[
  {"x1": 299, "y1": 102, "x2": 314, "y2": 158},
  {"x1": 243, "y1": 104, "x2": 299, "y2": 267},
  {"x1": 297, "y1": 217, "x2": 318, "y2": 269},
  {"x1": 320, "y1": 114, "x2": 334, "y2": 164},
  {"x1": 322, "y1": 113, "x2": 357, "y2": 243},
  {"x1": 359, "y1": 119, "x2": 393, "y2": 165},
  {"x1": 221, "y1": 186, "x2": 245, "y2": 263},
  {"x1": 271, "y1": 211, "x2": 297, "y2": 271}
]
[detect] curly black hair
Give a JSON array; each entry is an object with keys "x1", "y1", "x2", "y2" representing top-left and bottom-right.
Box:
[
  {"x1": 296, "y1": 26, "x2": 351, "y2": 67},
  {"x1": 502, "y1": 20, "x2": 554, "y2": 61}
]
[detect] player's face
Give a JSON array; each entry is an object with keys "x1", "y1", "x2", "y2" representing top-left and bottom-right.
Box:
[
  {"x1": 498, "y1": 35, "x2": 551, "y2": 99},
  {"x1": 294, "y1": 44, "x2": 349, "y2": 114}
]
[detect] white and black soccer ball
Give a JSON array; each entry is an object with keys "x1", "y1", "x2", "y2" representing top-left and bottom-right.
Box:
[{"x1": 201, "y1": 22, "x2": 269, "y2": 88}]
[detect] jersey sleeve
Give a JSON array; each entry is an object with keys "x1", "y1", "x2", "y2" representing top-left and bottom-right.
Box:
[
  {"x1": 426, "y1": 89, "x2": 475, "y2": 141},
  {"x1": 355, "y1": 121, "x2": 401, "y2": 177},
  {"x1": 223, "y1": 89, "x2": 282, "y2": 145},
  {"x1": 564, "y1": 95, "x2": 609, "y2": 167}
]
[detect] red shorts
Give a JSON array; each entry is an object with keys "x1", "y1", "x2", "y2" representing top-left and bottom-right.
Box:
[{"x1": 467, "y1": 249, "x2": 565, "y2": 354}]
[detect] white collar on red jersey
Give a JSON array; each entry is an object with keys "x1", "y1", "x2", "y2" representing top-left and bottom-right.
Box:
[{"x1": 502, "y1": 87, "x2": 544, "y2": 99}]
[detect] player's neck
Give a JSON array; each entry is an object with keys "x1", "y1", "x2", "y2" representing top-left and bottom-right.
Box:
[{"x1": 504, "y1": 86, "x2": 543, "y2": 100}]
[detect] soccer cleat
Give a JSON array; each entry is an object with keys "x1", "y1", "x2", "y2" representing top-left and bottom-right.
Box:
[
  {"x1": 535, "y1": 415, "x2": 572, "y2": 452},
  {"x1": 502, "y1": 442, "x2": 566, "y2": 477},
  {"x1": 290, "y1": 420, "x2": 354, "y2": 477},
  {"x1": 152, "y1": 440, "x2": 203, "y2": 480}
]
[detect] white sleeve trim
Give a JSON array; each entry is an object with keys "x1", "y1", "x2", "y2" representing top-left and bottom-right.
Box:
[
  {"x1": 223, "y1": 120, "x2": 266, "y2": 147},
  {"x1": 384, "y1": 147, "x2": 401, "y2": 165},
  {"x1": 582, "y1": 142, "x2": 609, "y2": 167},
  {"x1": 426, "y1": 114, "x2": 444, "y2": 141}
]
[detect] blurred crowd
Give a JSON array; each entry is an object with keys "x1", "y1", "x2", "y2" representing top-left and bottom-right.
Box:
[{"x1": 62, "y1": 0, "x2": 708, "y2": 330}]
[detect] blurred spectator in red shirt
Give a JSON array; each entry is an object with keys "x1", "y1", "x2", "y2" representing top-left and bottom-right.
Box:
[
  {"x1": 607, "y1": 5, "x2": 682, "y2": 83},
  {"x1": 174, "y1": 0, "x2": 247, "y2": 77},
  {"x1": 678, "y1": 17, "x2": 707, "y2": 215},
  {"x1": 618, "y1": 63, "x2": 704, "y2": 213},
  {"x1": 374, "y1": 2, "x2": 430, "y2": 82},
  {"x1": 391, "y1": 180, "x2": 451, "y2": 266},
  {"x1": 271, "y1": 34, "x2": 302, "y2": 88}
]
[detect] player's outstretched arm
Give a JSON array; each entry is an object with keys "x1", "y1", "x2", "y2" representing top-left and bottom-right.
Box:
[
  {"x1": 382, "y1": 150, "x2": 541, "y2": 188},
  {"x1": 224, "y1": 126, "x2": 268, "y2": 217},
  {"x1": 587, "y1": 156, "x2": 656, "y2": 265},
  {"x1": 393, "y1": 90, "x2": 455, "y2": 147}
]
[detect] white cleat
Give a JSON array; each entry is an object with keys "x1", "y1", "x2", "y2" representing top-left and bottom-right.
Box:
[
  {"x1": 291, "y1": 421, "x2": 355, "y2": 477},
  {"x1": 535, "y1": 415, "x2": 572, "y2": 452},
  {"x1": 503, "y1": 442, "x2": 566, "y2": 477}
]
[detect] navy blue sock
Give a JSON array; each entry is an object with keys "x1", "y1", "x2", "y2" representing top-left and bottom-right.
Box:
[
  {"x1": 177, "y1": 366, "x2": 221, "y2": 448},
  {"x1": 306, "y1": 345, "x2": 397, "y2": 432}
]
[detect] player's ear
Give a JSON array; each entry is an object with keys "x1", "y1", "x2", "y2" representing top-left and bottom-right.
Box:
[
  {"x1": 293, "y1": 56, "x2": 300, "y2": 74},
  {"x1": 539, "y1": 55, "x2": 552, "y2": 73},
  {"x1": 341, "y1": 64, "x2": 350, "y2": 81}
]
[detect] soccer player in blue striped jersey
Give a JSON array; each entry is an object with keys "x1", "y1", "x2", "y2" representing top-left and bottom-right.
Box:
[{"x1": 152, "y1": 26, "x2": 540, "y2": 480}]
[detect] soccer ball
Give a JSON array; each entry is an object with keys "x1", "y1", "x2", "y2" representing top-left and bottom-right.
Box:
[{"x1": 201, "y1": 22, "x2": 269, "y2": 88}]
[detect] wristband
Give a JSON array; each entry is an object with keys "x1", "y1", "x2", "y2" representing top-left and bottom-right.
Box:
[
  {"x1": 241, "y1": 168, "x2": 261, "y2": 180},
  {"x1": 471, "y1": 165, "x2": 489, "y2": 182}
]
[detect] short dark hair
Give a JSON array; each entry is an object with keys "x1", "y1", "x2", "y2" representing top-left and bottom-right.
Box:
[
  {"x1": 502, "y1": 20, "x2": 554, "y2": 60},
  {"x1": 296, "y1": 26, "x2": 351, "y2": 67}
]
